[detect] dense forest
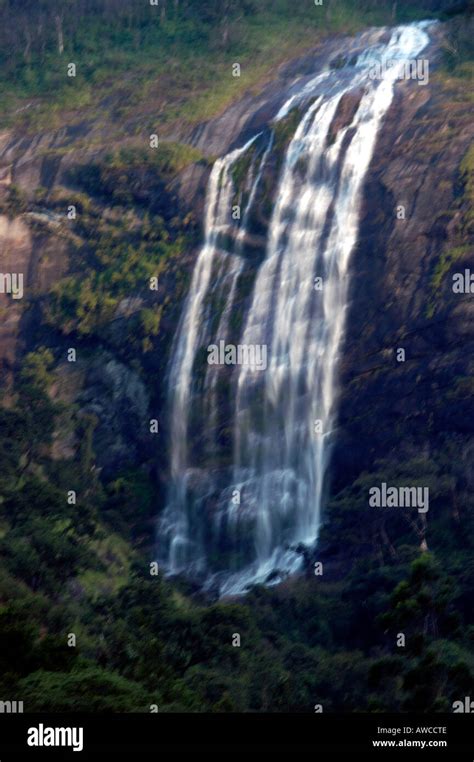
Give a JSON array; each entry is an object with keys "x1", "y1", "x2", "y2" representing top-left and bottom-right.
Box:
[
  {"x1": 0, "y1": 0, "x2": 473, "y2": 713},
  {"x1": 0, "y1": 0, "x2": 472, "y2": 128}
]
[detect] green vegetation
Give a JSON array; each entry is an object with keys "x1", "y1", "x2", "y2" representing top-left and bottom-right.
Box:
[
  {"x1": 273, "y1": 105, "x2": 307, "y2": 154},
  {"x1": 103, "y1": 144, "x2": 209, "y2": 181},
  {"x1": 231, "y1": 147, "x2": 258, "y2": 193},
  {"x1": 0, "y1": 0, "x2": 473, "y2": 715},
  {"x1": 30, "y1": 148, "x2": 199, "y2": 339},
  {"x1": 0, "y1": 1, "x2": 470, "y2": 133},
  {"x1": 430, "y1": 245, "x2": 470, "y2": 291},
  {"x1": 427, "y1": 143, "x2": 474, "y2": 317},
  {"x1": 0, "y1": 185, "x2": 28, "y2": 218},
  {"x1": 1, "y1": 346, "x2": 473, "y2": 711},
  {"x1": 442, "y1": 7, "x2": 474, "y2": 79}
]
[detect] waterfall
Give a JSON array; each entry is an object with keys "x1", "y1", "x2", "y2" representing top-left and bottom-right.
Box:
[{"x1": 158, "y1": 22, "x2": 432, "y2": 595}]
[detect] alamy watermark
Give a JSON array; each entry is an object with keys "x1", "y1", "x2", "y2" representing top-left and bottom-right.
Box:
[
  {"x1": 369, "y1": 482, "x2": 429, "y2": 514},
  {"x1": 0, "y1": 700, "x2": 23, "y2": 713},
  {"x1": 0, "y1": 272, "x2": 24, "y2": 299},
  {"x1": 207, "y1": 340, "x2": 267, "y2": 371},
  {"x1": 452, "y1": 269, "x2": 474, "y2": 293},
  {"x1": 368, "y1": 58, "x2": 429, "y2": 86},
  {"x1": 27, "y1": 724, "x2": 83, "y2": 752},
  {"x1": 452, "y1": 697, "x2": 474, "y2": 713}
]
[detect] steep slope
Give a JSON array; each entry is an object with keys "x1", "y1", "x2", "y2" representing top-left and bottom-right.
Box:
[{"x1": 0, "y1": 7, "x2": 472, "y2": 712}]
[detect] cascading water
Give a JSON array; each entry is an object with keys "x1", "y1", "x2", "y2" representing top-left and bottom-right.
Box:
[{"x1": 158, "y1": 22, "x2": 432, "y2": 595}]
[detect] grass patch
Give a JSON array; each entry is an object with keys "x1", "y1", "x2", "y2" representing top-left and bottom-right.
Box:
[
  {"x1": 77, "y1": 532, "x2": 132, "y2": 599},
  {"x1": 104, "y1": 143, "x2": 209, "y2": 177},
  {"x1": 0, "y1": 1, "x2": 454, "y2": 134},
  {"x1": 431, "y1": 245, "x2": 470, "y2": 292}
]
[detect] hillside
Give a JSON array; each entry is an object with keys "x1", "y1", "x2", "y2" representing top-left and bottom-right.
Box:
[{"x1": 0, "y1": 0, "x2": 473, "y2": 713}]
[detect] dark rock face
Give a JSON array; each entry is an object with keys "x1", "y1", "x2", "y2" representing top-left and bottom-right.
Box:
[
  {"x1": 171, "y1": 27, "x2": 390, "y2": 216},
  {"x1": 0, "y1": 22, "x2": 472, "y2": 495},
  {"x1": 157, "y1": 22, "x2": 474, "y2": 585},
  {"x1": 326, "y1": 89, "x2": 364, "y2": 146},
  {"x1": 332, "y1": 58, "x2": 474, "y2": 495},
  {"x1": 79, "y1": 354, "x2": 150, "y2": 477},
  {"x1": 179, "y1": 26, "x2": 474, "y2": 517}
]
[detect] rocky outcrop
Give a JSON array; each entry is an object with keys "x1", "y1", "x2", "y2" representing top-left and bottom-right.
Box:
[
  {"x1": 332, "y1": 45, "x2": 474, "y2": 494},
  {"x1": 0, "y1": 25, "x2": 391, "y2": 480},
  {"x1": 79, "y1": 354, "x2": 151, "y2": 477},
  {"x1": 0, "y1": 20, "x2": 472, "y2": 496},
  {"x1": 0, "y1": 215, "x2": 32, "y2": 375},
  {"x1": 170, "y1": 26, "x2": 391, "y2": 215}
]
